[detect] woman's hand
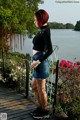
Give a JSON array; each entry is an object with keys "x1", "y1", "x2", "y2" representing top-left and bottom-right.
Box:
[{"x1": 30, "y1": 60, "x2": 41, "y2": 69}]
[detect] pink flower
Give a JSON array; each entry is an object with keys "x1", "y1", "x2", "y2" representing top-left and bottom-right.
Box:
[
  {"x1": 59, "y1": 59, "x2": 80, "y2": 81},
  {"x1": 60, "y1": 59, "x2": 67, "y2": 67}
]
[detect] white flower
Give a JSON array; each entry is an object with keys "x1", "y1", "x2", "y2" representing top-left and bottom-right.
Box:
[
  {"x1": 9, "y1": 74, "x2": 11, "y2": 77},
  {"x1": 13, "y1": 77, "x2": 17, "y2": 81},
  {"x1": 12, "y1": 69, "x2": 14, "y2": 72},
  {"x1": 17, "y1": 66, "x2": 21, "y2": 70},
  {"x1": 0, "y1": 59, "x2": 2, "y2": 62},
  {"x1": 23, "y1": 69, "x2": 26, "y2": 73}
]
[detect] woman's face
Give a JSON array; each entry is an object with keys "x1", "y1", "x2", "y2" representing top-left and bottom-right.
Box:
[{"x1": 34, "y1": 16, "x2": 39, "y2": 27}]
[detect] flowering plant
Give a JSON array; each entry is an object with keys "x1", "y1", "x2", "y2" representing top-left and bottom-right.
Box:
[
  {"x1": 57, "y1": 59, "x2": 80, "y2": 118},
  {"x1": 0, "y1": 52, "x2": 26, "y2": 91}
]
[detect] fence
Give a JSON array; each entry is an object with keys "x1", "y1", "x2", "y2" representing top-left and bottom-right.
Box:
[
  {"x1": 27, "y1": 45, "x2": 59, "y2": 108},
  {"x1": 1, "y1": 47, "x2": 80, "y2": 120},
  {"x1": 0, "y1": 45, "x2": 59, "y2": 107}
]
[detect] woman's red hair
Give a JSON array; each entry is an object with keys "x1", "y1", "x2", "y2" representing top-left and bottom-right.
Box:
[{"x1": 34, "y1": 9, "x2": 49, "y2": 27}]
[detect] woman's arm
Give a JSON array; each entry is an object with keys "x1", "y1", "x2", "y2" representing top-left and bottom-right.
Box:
[{"x1": 38, "y1": 29, "x2": 53, "y2": 62}]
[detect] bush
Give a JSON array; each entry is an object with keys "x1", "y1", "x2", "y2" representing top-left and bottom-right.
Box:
[
  {"x1": 57, "y1": 59, "x2": 80, "y2": 118},
  {"x1": 0, "y1": 52, "x2": 27, "y2": 91}
]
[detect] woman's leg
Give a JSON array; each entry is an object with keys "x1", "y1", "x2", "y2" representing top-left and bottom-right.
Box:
[
  {"x1": 36, "y1": 79, "x2": 47, "y2": 110},
  {"x1": 31, "y1": 78, "x2": 41, "y2": 107},
  {"x1": 31, "y1": 78, "x2": 49, "y2": 118}
]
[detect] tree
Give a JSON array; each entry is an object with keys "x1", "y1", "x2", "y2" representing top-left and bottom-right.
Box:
[
  {"x1": 74, "y1": 20, "x2": 80, "y2": 31},
  {"x1": 0, "y1": 0, "x2": 43, "y2": 51},
  {"x1": 65, "y1": 23, "x2": 74, "y2": 29},
  {"x1": 49, "y1": 22, "x2": 74, "y2": 29}
]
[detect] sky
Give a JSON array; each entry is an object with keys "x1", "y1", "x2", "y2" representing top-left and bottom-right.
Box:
[{"x1": 38, "y1": 0, "x2": 80, "y2": 25}]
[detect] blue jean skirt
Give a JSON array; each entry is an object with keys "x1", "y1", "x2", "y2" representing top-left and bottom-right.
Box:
[{"x1": 33, "y1": 52, "x2": 50, "y2": 79}]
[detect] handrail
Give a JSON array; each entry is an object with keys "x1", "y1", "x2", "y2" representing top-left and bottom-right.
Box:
[
  {"x1": 53, "y1": 45, "x2": 59, "y2": 52},
  {"x1": 48, "y1": 45, "x2": 59, "y2": 62},
  {"x1": 26, "y1": 45, "x2": 59, "y2": 99},
  {"x1": 52, "y1": 45, "x2": 59, "y2": 61}
]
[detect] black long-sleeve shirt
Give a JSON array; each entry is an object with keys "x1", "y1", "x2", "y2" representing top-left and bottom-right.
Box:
[{"x1": 33, "y1": 25, "x2": 53, "y2": 62}]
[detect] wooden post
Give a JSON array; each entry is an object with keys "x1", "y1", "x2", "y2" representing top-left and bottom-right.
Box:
[
  {"x1": 53, "y1": 59, "x2": 59, "y2": 113},
  {"x1": 25, "y1": 53, "x2": 30, "y2": 98},
  {"x1": 2, "y1": 48, "x2": 5, "y2": 76}
]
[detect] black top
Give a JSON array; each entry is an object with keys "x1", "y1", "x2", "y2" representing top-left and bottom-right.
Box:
[{"x1": 33, "y1": 25, "x2": 53, "y2": 62}]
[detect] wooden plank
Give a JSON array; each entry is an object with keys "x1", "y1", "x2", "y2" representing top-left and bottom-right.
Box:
[
  {"x1": 0, "y1": 87, "x2": 36, "y2": 120},
  {"x1": 0, "y1": 86, "x2": 57, "y2": 120}
]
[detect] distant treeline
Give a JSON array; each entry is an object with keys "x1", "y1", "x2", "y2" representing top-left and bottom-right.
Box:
[
  {"x1": 48, "y1": 22, "x2": 74, "y2": 29},
  {"x1": 49, "y1": 21, "x2": 80, "y2": 31},
  {"x1": 74, "y1": 20, "x2": 80, "y2": 31}
]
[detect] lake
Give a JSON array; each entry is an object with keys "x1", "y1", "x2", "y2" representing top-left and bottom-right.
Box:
[{"x1": 10, "y1": 29, "x2": 80, "y2": 62}]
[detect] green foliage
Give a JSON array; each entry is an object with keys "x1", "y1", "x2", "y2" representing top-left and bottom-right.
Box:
[
  {"x1": 74, "y1": 20, "x2": 80, "y2": 31},
  {"x1": 0, "y1": 0, "x2": 43, "y2": 34},
  {"x1": 58, "y1": 59, "x2": 80, "y2": 117},
  {"x1": 49, "y1": 22, "x2": 74, "y2": 29},
  {"x1": 0, "y1": 0, "x2": 43, "y2": 52},
  {"x1": 9, "y1": 52, "x2": 26, "y2": 59},
  {"x1": 0, "y1": 6, "x2": 12, "y2": 28},
  {"x1": 65, "y1": 23, "x2": 74, "y2": 29},
  {"x1": 0, "y1": 51, "x2": 27, "y2": 91}
]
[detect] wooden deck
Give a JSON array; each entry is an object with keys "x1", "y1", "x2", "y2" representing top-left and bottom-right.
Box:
[
  {"x1": 0, "y1": 86, "x2": 37, "y2": 120},
  {"x1": 0, "y1": 84, "x2": 59, "y2": 120},
  {"x1": 0, "y1": 83, "x2": 55, "y2": 120}
]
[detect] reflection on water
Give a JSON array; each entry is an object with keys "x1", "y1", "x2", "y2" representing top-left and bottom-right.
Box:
[
  {"x1": 8, "y1": 34, "x2": 25, "y2": 52},
  {"x1": 9, "y1": 29, "x2": 80, "y2": 61}
]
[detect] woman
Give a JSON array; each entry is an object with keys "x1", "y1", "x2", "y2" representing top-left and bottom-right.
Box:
[{"x1": 31, "y1": 9, "x2": 53, "y2": 119}]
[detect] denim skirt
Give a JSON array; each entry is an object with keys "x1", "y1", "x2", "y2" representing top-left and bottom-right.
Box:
[{"x1": 33, "y1": 52, "x2": 50, "y2": 79}]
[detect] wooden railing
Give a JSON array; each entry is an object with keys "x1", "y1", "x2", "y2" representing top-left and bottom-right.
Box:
[
  {"x1": 25, "y1": 45, "x2": 59, "y2": 107},
  {"x1": 0, "y1": 45, "x2": 59, "y2": 111}
]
